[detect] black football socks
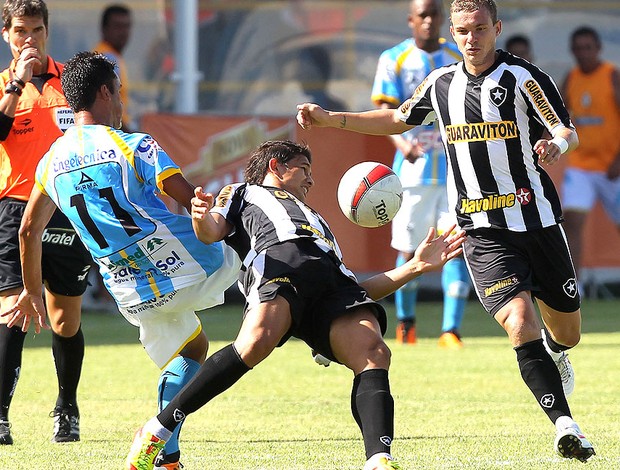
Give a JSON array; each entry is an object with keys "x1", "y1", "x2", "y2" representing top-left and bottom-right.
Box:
[
  {"x1": 515, "y1": 339, "x2": 571, "y2": 423},
  {"x1": 351, "y1": 368, "x2": 394, "y2": 459}
]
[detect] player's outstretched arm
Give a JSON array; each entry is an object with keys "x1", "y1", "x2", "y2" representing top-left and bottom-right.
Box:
[
  {"x1": 296, "y1": 102, "x2": 413, "y2": 135},
  {"x1": 360, "y1": 225, "x2": 465, "y2": 300},
  {"x1": 191, "y1": 186, "x2": 232, "y2": 244}
]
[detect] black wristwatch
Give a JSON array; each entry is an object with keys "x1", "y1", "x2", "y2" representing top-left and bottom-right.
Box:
[{"x1": 4, "y1": 81, "x2": 22, "y2": 96}]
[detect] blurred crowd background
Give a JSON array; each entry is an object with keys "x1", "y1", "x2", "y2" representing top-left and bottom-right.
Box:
[
  {"x1": 3, "y1": 0, "x2": 617, "y2": 125},
  {"x1": 5, "y1": 0, "x2": 617, "y2": 294}
]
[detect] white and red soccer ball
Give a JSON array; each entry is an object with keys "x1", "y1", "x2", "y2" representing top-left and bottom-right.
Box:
[{"x1": 337, "y1": 162, "x2": 403, "y2": 228}]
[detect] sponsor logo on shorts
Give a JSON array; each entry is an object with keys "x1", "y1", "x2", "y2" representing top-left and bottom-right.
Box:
[
  {"x1": 265, "y1": 276, "x2": 291, "y2": 285},
  {"x1": 563, "y1": 278, "x2": 578, "y2": 298},
  {"x1": 484, "y1": 276, "x2": 518, "y2": 298},
  {"x1": 77, "y1": 265, "x2": 91, "y2": 282},
  {"x1": 524, "y1": 79, "x2": 560, "y2": 127},
  {"x1": 42, "y1": 228, "x2": 76, "y2": 246},
  {"x1": 540, "y1": 393, "x2": 555, "y2": 408}
]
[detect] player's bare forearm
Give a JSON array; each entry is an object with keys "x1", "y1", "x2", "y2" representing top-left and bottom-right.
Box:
[
  {"x1": 162, "y1": 173, "x2": 196, "y2": 212},
  {"x1": 191, "y1": 186, "x2": 230, "y2": 244},
  {"x1": 361, "y1": 226, "x2": 465, "y2": 300},
  {"x1": 296, "y1": 103, "x2": 411, "y2": 135}
]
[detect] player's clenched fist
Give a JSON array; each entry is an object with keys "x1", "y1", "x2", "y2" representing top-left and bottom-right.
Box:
[
  {"x1": 191, "y1": 186, "x2": 214, "y2": 220},
  {"x1": 296, "y1": 102, "x2": 329, "y2": 129}
]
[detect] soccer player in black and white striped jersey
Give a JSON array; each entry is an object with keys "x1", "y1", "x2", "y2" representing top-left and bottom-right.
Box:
[
  {"x1": 126, "y1": 140, "x2": 466, "y2": 470},
  {"x1": 297, "y1": 0, "x2": 595, "y2": 463}
]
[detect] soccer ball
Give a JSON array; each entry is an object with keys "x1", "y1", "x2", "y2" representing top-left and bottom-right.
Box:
[{"x1": 337, "y1": 162, "x2": 403, "y2": 228}]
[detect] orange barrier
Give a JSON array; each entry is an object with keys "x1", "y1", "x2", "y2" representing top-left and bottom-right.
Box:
[{"x1": 141, "y1": 113, "x2": 620, "y2": 273}]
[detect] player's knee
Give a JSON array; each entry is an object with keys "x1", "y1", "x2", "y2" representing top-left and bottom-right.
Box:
[
  {"x1": 368, "y1": 338, "x2": 391, "y2": 369},
  {"x1": 181, "y1": 331, "x2": 209, "y2": 363},
  {"x1": 51, "y1": 320, "x2": 80, "y2": 337},
  {"x1": 552, "y1": 328, "x2": 581, "y2": 348},
  {"x1": 234, "y1": 335, "x2": 279, "y2": 368}
]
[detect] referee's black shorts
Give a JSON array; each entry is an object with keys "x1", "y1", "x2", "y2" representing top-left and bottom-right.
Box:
[
  {"x1": 0, "y1": 198, "x2": 92, "y2": 296},
  {"x1": 464, "y1": 225, "x2": 580, "y2": 316},
  {"x1": 241, "y1": 238, "x2": 387, "y2": 362}
]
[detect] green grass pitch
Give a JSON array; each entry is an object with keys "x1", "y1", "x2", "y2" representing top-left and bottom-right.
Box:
[{"x1": 1, "y1": 299, "x2": 619, "y2": 469}]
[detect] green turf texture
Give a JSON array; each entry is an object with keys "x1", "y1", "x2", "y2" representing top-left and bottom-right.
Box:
[{"x1": 1, "y1": 299, "x2": 618, "y2": 469}]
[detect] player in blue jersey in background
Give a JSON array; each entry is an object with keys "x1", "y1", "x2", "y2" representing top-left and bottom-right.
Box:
[
  {"x1": 371, "y1": 0, "x2": 470, "y2": 347},
  {"x1": 2, "y1": 51, "x2": 240, "y2": 470}
]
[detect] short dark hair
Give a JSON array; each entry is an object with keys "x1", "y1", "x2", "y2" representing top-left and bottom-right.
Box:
[
  {"x1": 570, "y1": 26, "x2": 601, "y2": 48},
  {"x1": 101, "y1": 3, "x2": 130, "y2": 29},
  {"x1": 61, "y1": 51, "x2": 118, "y2": 112},
  {"x1": 450, "y1": 0, "x2": 498, "y2": 24},
  {"x1": 505, "y1": 35, "x2": 530, "y2": 51},
  {"x1": 244, "y1": 140, "x2": 312, "y2": 185},
  {"x1": 2, "y1": 0, "x2": 49, "y2": 30}
]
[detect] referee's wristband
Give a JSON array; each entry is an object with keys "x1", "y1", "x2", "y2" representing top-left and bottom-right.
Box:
[
  {"x1": 12, "y1": 76, "x2": 25, "y2": 88},
  {"x1": 4, "y1": 81, "x2": 22, "y2": 96},
  {"x1": 549, "y1": 136, "x2": 569, "y2": 154}
]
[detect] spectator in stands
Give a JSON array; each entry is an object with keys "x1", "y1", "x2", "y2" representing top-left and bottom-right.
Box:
[
  {"x1": 560, "y1": 26, "x2": 620, "y2": 295},
  {"x1": 505, "y1": 34, "x2": 534, "y2": 62},
  {"x1": 93, "y1": 3, "x2": 133, "y2": 131}
]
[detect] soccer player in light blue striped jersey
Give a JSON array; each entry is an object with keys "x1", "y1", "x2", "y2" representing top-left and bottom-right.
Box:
[{"x1": 2, "y1": 51, "x2": 240, "y2": 469}]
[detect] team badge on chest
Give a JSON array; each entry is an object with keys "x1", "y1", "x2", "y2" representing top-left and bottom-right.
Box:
[{"x1": 489, "y1": 86, "x2": 508, "y2": 107}]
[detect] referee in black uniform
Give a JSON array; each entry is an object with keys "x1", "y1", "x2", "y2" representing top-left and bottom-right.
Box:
[{"x1": 297, "y1": 0, "x2": 595, "y2": 463}]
